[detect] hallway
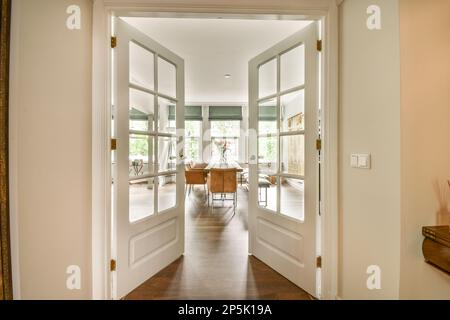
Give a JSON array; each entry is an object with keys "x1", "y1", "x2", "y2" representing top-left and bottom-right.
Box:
[{"x1": 126, "y1": 187, "x2": 313, "y2": 300}]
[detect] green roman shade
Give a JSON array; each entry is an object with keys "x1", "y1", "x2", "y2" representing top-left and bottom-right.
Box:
[
  {"x1": 168, "y1": 105, "x2": 203, "y2": 121},
  {"x1": 129, "y1": 108, "x2": 148, "y2": 121},
  {"x1": 259, "y1": 105, "x2": 277, "y2": 121},
  {"x1": 209, "y1": 106, "x2": 243, "y2": 121},
  {"x1": 185, "y1": 106, "x2": 203, "y2": 121},
  {"x1": 169, "y1": 105, "x2": 175, "y2": 120}
]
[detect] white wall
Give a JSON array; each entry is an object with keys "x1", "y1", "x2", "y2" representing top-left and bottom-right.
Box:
[
  {"x1": 399, "y1": 0, "x2": 450, "y2": 299},
  {"x1": 338, "y1": 0, "x2": 402, "y2": 299},
  {"x1": 10, "y1": 0, "x2": 92, "y2": 299}
]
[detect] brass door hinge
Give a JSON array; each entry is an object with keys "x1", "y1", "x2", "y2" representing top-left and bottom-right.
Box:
[
  {"x1": 111, "y1": 139, "x2": 117, "y2": 151},
  {"x1": 316, "y1": 139, "x2": 322, "y2": 151},
  {"x1": 110, "y1": 259, "x2": 117, "y2": 272},
  {"x1": 111, "y1": 36, "x2": 117, "y2": 48},
  {"x1": 317, "y1": 40, "x2": 322, "y2": 52},
  {"x1": 316, "y1": 256, "x2": 322, "y2": 268}
]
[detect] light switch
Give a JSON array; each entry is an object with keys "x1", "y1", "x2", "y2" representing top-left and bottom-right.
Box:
[
  {"x1": 358, "y1": 156, "x2": 367, "y2": 167},
  {"x1": 350, "y1": 155, "x2": 359, "y2": 168},
  {"x1": 358, "y1": 154, "x2": 371, "y2": 169},
  {"x1": 350, "y1": 154, "x2": 371, "y2": 169}
]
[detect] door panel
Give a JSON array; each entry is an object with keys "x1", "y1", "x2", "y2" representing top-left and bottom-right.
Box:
[
  {"x1": 114, "y1": 18, "x2": 185, "y2": 299},
  {"x1": 248, "y1": 23, "x2": 319, "y2": 297}
]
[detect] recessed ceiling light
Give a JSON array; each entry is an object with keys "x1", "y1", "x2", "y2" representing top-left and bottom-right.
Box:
[{"x1": 224, "y1": 74, "x2": 232, "y2": 79}]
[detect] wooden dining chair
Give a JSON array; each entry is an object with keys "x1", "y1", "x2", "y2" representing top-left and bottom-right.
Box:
[{"x1": 207, "y1": 168, "x2": 238, "y2": 214}]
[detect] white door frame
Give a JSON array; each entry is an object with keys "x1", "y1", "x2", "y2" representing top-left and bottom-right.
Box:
[{"x1": 92, "y1": 0, "x2": 339, "y2": 300}]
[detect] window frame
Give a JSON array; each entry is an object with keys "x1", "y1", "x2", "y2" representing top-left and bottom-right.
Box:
[
  {"x1": 184, "y1": 120, "x2": 202, "y2": 162},
  {"x1": 210, "y1": 120, "x2": 241, "y2": 162}
]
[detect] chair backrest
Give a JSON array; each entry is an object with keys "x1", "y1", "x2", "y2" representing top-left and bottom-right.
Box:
[
  {"x1": 208, "y1": 169, "x2": 224, "y2": 193},
  {"x1": 223, "y1": 169, "x2": 238, "y2": 193},
  {"x1": 185, "y1": 169, "x2": 207, "y2": 185},
  {"x1": 209, "y1": 169, "x2": 237, "y2": 193}
]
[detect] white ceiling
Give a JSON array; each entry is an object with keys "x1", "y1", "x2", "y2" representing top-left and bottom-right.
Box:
[{"x1": 122, "y1": 17, "x2": 312, "y2": 104}]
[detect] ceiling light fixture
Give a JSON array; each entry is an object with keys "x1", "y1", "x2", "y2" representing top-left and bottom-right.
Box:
[{"x1": 224, "y1": 74, "x2": 232, "y2": 79}]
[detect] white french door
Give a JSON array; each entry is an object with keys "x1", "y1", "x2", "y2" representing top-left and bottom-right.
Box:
[
  {"x1": 113, "y1": 18, "x2": 185, "y2": 299},
  {"x1": 248, "y1": 23, "x2": 320, "y2": 297}
]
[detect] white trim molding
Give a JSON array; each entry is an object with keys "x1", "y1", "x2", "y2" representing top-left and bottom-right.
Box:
[
  {"x1": 92, "y1": 0, "x2": 339, "y2": 300},
  {"x1": 320, "y1": 3, "x2": 339, "y2": 301},
  {"x1": 92, "y1": 0, "x2": 112, "y2": 300}
]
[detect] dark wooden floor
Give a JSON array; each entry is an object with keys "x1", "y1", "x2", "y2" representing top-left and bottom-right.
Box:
[{"x1": 126, "y1": 186, "x2": 312, "y2": 300}]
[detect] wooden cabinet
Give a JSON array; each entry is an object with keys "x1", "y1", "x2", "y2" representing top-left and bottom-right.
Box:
[{"x1": 422, "y1": 226, "x2": 450, "y2": 275}]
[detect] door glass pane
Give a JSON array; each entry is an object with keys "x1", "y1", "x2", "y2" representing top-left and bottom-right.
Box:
[
  {"x1": 258, "y1": 175, "x2": 277, "y2": 212},
  {"x1": 129, "y1": 88, "x2": 155, "y2": 131},
  {"x1": 129, "y1": 178, "x2": 155, "y2": 223},
  {"x1": 258, "y1": 58, "x2": 277, "y2": 99},
  {"x1": 158, "y1": 174, "x2": 177, "y2": 212},
  {"x1": 280, "y1": 90, "x2": 305, "y2": 133},
  {"x1": 129, "y1": 42, "x2": 154, "y2": 90},
  {"x1": 258, "y1": 136, "x2": 277, "y2": 175},
  {"x1": 280, "y1": 178, "x2": 304, "y2": 221},
  {"x1": 259, "y1": 98, "x2": 277, "y2": 135},
  {"x1": 280, "y1": 44, "x2": 305, "y2": 91},
  {"x1": 158, "y1": 57, "x2": 177, "y2": 98},
  {"x1": 130, "y1": 134, "x2": 155, "y2": 177},
  {"x1": 158, "y1": 137, "x2": 177, "y2": 173},
  {"x1": 281, "y1": 134, "x2": 305, "y2": 176},
  {"x1": 258, "y1": 121, "x2": 277, "y2": 137},
  {"x1": 158, "y1": 97, "x2": 176, "y2": 134}
]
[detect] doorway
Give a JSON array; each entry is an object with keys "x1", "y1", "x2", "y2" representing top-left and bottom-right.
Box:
[
  {"x1": 92, "y1": 2, "x2": 339, "y2": 301},
  {"x1": 112, "y1": 15, "x2": 321, "y2": 299}
]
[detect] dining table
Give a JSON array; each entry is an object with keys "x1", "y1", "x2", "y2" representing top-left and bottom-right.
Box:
[{"x1": 204, "y1": 161, "x2": 244, "y2": 173}]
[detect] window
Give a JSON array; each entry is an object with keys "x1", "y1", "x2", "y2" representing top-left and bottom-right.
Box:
[
  {"x1": 211, "y1": 121, "x2": 240, "y2": 162},
  {"x1": 185, "y1": 121, "x2": 201, "y2": 162}
]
